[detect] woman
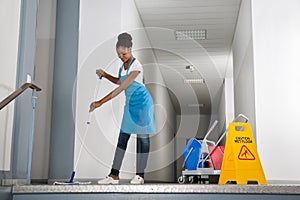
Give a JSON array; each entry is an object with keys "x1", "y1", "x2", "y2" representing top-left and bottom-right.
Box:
[{"x1": 89, "y1": 32, "x2": 156, "y2": 185}]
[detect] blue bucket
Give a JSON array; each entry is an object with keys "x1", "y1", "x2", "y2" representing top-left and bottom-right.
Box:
[{"x1": 182, "y1": 138, "x2": 202, "y2": 170}]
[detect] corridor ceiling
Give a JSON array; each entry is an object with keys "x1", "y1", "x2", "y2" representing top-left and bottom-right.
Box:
[{"x1": 134, "y1": 0, "x2": 241, "y2": 115}]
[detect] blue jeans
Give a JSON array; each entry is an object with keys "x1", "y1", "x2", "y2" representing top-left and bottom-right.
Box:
[{"x1": 110, "y1": 133, "x2": 150, "y2": 177}]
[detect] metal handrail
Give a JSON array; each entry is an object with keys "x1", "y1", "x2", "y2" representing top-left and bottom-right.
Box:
[
  {"x1": 0, "y1": 83, "x2": 41, "y2": 110},
  {"x1": 0, "y1": 82, "x2": 41, "y2": 184}
]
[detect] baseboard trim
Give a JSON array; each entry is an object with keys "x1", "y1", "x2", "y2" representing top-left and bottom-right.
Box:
[
  {"x1": 267, "y1": 180, "x2": 300, "y2": 185},
  {"x1": 1, "y1": 179, "x2": 26, "y2": 186}
]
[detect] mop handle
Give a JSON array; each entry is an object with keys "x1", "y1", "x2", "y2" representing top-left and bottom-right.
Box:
[
  {"x1": 182, "y1": 147, "x2": 194, "y2": 169},
  {"x1": 203, "y1": 120, "x2": 218, "y2": 141},
  {"x1": 74, "y1": 113, "x2": 92, "y2": 171},
  {"x1": 97, "y1": 57, "x2": 120, "y2": 80},
  {"x1": 202, "y1": 129, "x2": 228, "y2": 163},
  {"x1": 202, "y1": 114, "x2": 249, "y2": 163}
]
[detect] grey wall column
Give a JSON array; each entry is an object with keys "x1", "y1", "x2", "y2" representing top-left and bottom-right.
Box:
[
  {"x1": 11, "y1": 0, "x2": 38, "y2": 180},
  {"x1": 48, "y1": 0, "x2": 80, "y2": 180}
]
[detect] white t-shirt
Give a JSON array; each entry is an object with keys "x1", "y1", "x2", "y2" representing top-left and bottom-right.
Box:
[{"x1": 120, "y1": 59, "x2": 144, "y2": 85}]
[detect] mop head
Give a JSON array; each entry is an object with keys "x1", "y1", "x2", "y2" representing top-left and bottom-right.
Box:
[
  {"x1": 53, "y1": 181, "x2": 91, "y2": 185},
  {"x1": 53, "y1": 171, "x2": 91, "y2": 185}
]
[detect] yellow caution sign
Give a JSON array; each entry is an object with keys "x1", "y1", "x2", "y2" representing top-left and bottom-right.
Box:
[{"x1": 218, "y1": 122, "x2": 267, "y2": 185}]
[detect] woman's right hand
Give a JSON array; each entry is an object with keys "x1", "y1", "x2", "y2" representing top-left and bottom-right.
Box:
[
  {"x1": 96, "y1": 69, "x2": 106, "y2": 79},
  {"x1": 89, "y1": 101, "x2": 102, "y2": 112}
]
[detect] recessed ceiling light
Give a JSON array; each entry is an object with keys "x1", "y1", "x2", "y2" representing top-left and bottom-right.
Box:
[
  {"x1": 188, "y1": 104, "x2": 204, "y2": 107},
  {"x1": 175, "y1": 29, "x2": 207, "y2": 40},
  {"x1": 184, "y1": 79, "x2": 205, "y2": 84}
]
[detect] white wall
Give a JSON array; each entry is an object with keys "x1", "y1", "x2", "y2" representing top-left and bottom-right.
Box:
[
  {"x1": 75, "y1": 0, "x2": 126, "y2": 179},
  {"x1": 217, "y1": 83, "x2": 226, "y2": 135},
  {"x1": 224, "y1": 50, "x2": 235, "y2": 126},
  {"x1": 251, "y1": 0, "x2": 300, "y2": 181},
  {"x1": 145, "y1": 64, "x2": 177, "y2": 182},
  {"x1": 75, "y1": 0, "x2": 177, "y2": 181},
  {"x1": 0, "y1": 0, "x2": 21, "y2": 171},
  {"x1": 31, "y1": 0, "x2": 56, "y2": 179},
  {"x1": 232, "y1": 0, "x2": 257, "y2": 138}
]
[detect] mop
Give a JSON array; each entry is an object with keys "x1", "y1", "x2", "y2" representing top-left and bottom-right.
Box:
[
  {"x1": 54, "y1": 60, "x2": 118, "y2": 185},
  {"x1": 54, "y1": 78, "x2": 101, "y2": 185},
  {"x1": 53, "y1": 104, "x2": 95, "y2": 185}
]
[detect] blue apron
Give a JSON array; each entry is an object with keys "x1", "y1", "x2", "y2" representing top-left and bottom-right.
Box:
[{"x1": 119, "y1": 57, "x2": 156, "y2": 134}]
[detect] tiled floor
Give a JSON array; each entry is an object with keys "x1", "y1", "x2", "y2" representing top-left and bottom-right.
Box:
[{"x1": 12, "y1": 183, "x2": 300, "y2": 194}]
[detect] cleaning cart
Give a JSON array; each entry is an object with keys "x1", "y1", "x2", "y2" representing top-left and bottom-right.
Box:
[{"x1": 178, "y1": 114, "x2": 249, "y2": 184}]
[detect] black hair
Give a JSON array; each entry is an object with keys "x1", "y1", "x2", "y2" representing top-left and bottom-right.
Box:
[{"x1": 116, "y1": 32, "x2": 132, "y2": 48}]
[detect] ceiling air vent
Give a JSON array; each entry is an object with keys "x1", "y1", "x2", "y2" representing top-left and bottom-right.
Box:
[{"x1": 175, "y1": 29, "x2": 207, "y2": 40}]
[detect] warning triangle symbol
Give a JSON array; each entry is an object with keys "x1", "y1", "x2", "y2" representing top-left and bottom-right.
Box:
[{"x1": 238, "y1": 145, "x2": 255, "y2": 160}]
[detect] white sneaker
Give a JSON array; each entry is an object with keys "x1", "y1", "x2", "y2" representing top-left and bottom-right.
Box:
[
  {"x1": 97, "y1": 176, "x2": 119, "y2": 185},
  {"x1": 130, "y1": 175, "x2": 144, "y2": 185}
]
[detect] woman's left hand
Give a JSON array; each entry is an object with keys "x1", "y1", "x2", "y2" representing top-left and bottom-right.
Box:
[{"x1": 89, "y1": 101, "x2": 101, "y2": 112}]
